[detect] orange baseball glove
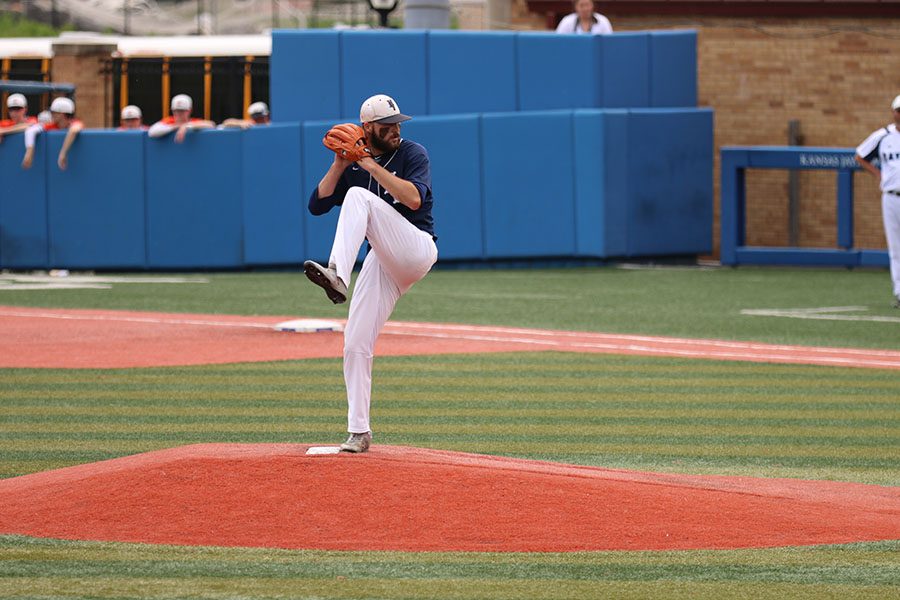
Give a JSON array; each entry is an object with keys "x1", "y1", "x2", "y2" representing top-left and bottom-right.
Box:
[{"x1": 323, "y1": 123, "x2": 371, "y2": 162}]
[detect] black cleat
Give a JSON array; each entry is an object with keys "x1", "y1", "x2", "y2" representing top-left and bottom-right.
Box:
[{"x1": 303, "y1": 260, "x2": 348, "y2": 304}]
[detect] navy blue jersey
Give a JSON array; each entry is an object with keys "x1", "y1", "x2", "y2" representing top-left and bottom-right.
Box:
[{"x1": 308, "y1": 138, "x2": 435, "y2": 238}]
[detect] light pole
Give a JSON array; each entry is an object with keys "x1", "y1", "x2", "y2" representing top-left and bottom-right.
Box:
[{"x1": 366, "y1": 0, "x2": 398, "y2": 28}]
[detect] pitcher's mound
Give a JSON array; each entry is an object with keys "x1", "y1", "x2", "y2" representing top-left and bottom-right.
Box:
[{"x1": 1, "y1": 444, "x2": 898, "y2": 552}]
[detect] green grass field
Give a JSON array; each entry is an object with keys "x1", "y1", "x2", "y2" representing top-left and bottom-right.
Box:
[{"x1": 0, "y1": 266, "x2": 898, "y2": 599}]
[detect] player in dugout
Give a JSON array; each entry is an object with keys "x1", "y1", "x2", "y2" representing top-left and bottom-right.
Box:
[
  {"x1": 148, "y1": 94, "x2": 215, "y2": 142},
  {"x1": 21, "y1": 96, "x2": 83, "y2": 171},
  {"x1": 118, "y1": 105, "x2": 148, "y2": 131},
  {"x1": 219, "y1": 101, "x2": 270, "y2": 129},
  {"x1": 0, "y1": 93, "x2": 38, "y2": 143}
]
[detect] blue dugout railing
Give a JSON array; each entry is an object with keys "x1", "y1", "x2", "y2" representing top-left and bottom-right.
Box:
[{"x1": 720, "y1": 146, "x2": 889, "y2": 267}]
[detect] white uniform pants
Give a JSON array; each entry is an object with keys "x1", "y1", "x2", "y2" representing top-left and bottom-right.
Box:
[
  {"x1": 329, "y1": 186, "x2": 438, "y2": 434},
  {"x1": 883, "y1": 192, "x2": 900, "y2": 298}
]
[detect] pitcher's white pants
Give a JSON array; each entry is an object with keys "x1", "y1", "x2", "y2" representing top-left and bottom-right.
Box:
[
  {"x1": 884, "y1": 193, "x2": 900, "y2": 298},
  {"x1": 329, "y1": 187, "x2": 437, "y2": 434}
]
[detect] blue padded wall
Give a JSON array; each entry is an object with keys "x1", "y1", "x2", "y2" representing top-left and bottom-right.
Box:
[
  {"x1": 403, "y1": 114, "x2": 483, "y2": 260},
  {"x1": 572, "y1": 110, "x2": 630, "y2": 258},
  {"x1": 0, "y1": 136, "x2": 48, "y2": 268},
  {"x1": 340, "y1": 31, "x2": 428, "y2": 121},
  {"x1": 242, "y1": 124, "x2": 305, "y2": 265},
  {"x1": 516, "y1": 33, "x2": 595, "y2": 111},
  {"x1": 482, "y1": 111, "x2": 576, "y2": 258},
  {"x1": 598, "y1": 33, "x2": 650, "y2": 108},
  {"x1": 145, "y1": 130, "x2": 244, "y2": 268},
  {"x1": 46, "y1": 131, "x2": 146, "y2": 269},
  {"x1": 270, "y1": 30, "x2": 341, "y2": 123},
  {"x1": 649, "y1": 31, "x2": 697, "y2": 108},
  {"x1": 624, "y1": 109, "x2": 713, "y2": 256},
  {"x1": 573, "y1": 110, "x2": 607, "y2": 257},
  {"x1": 428, "y1": 31, "x2": 517, "y2": 115},
  {"x1": 600, "y1": 110, "x2": 630, "y2": 257}
]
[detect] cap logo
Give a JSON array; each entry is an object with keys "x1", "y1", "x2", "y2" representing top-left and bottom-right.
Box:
[{"x1": 387, "y1": 99, "x2": 396, "y2": 111}]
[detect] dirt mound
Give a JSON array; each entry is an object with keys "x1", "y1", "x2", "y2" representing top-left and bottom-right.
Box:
[{"x1": 1, "y1": 444, "x2": 897, "y2": 552}]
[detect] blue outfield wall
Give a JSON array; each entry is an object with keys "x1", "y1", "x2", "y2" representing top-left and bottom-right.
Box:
[
  {"x1": 0, "y1": 108, "x2": 712, "y2": 270},
  {"x1": 47, "y1": 130, "x2": 146, "y2": 269},
  {"x1": 242, "y1": 124, "x2": 305, "y2": 265},
  {"x1": 270, "y1": 30, "x2": 697, "y2": 123},
  {"x1": 145, "y1": 129, "x2": 245, "y2": 268},
  {"x1": 0, "y1": 134, "x2": 49, "y2": 268}
]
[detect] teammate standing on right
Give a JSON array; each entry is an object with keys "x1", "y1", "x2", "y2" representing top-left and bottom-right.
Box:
[{"x1": 856, "y1": 94, "x2": 900, "y2": 308}]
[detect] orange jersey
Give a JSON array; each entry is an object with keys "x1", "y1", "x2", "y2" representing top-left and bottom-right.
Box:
[
  {"x1": 43, "y1": 119, "x2": 83, "y2": 131},
  {"x1": 0, "y1": 116, "x2": 37, "y2": 128},
  {"x1": 159, "y1": 116, "x2": 204, "y2": 126}
]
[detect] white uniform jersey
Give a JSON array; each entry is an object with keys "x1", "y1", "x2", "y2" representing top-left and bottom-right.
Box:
[
  {"x1": 555, "y1": 13, "x2": 613, "y2": 35},
  {"x1": 856, "y1": 124, "x2": 900, "y2": 192}
]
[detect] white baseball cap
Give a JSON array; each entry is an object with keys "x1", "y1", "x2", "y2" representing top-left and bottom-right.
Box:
[
  {"x1": 171, "y1": 94, "x2": 192, "y2": 111},
  {"x1": 892, "y1": 94, "x2": 900, "y2": 111},
  {"x1": 50, "y1": 97, "x2": 75, "y2": 114},
  {"x1": 7, "y1": 93, "x2": 27, "y2": 109},
  {"x1": 121, "y1": 105, "x2": 142, "y2": 120},
  {"x1": 359, "y1": 94, "x2": 410, "y2": 124},
  {"x1": 37, "y1": 110, "x2": 52, "y2": 124},
  {"x1": 247, "y1": 101, "x2": 269, "y2": 117}
]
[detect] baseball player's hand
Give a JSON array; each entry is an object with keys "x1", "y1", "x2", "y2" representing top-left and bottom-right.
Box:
[
  {"x1": 332, "y1": 153, "x2": 352, "y2": 171},
  {"x1": 21, "y1": 148, "x2": 33, "y2": 170},
  {"x1": 356, "y1": 156, "x2": 377, "y2": 172},
  {"x1": 58, "y1": 153, "x2": 68, "y2": 170},
  {"x1": 323, "y1": 123, "x2": 371, "y2": 162},
  {"x1": 174, "y1": 125, "x2": 188, "y2": 144}
]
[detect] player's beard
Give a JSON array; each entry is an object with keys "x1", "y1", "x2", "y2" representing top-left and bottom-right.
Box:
[{"x1": 368, "y1": 126, "x2": 401, "y2": 154}]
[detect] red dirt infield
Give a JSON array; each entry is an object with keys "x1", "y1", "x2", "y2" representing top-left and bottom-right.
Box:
[
  {"x1": 1, "y1": 444, "x2": 899, "y2": 552},
  {"x1": 2, "y1": 305, "x2": 900, "y2": 369}
]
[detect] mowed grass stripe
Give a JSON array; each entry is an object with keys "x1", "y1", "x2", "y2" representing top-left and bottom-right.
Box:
[
  {"x1": 0, "y1": 537, "x2": 898, "y2": 600},
  {"x1": 4, "y1": 421, "x2": 897, "y2": 440},
  {"x1": 2, "y1": 577, "x2": 895, "y2": 600},
  {"x1": 1, "y1": 353, "x2": 898, "y2": 486}
]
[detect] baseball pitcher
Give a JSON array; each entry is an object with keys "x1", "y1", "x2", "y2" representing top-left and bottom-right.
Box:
[{"x1": 304, "y1": 94, "x2": 438, "y2": 453}]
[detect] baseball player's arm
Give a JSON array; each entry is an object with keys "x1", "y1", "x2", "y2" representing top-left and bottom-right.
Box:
[
  {"x1": 148, "y1": 121, "x2": 175, "y2": 138},
  {"x1": 357, "y1": 157, "x2": 422, "y2": 210},
  {"x1": 219, "y1": 118, "x2": 253, "y2": 129},
  {"x1": 57, "y1": 122, "x2": 83, "y2": 170},
  {"x1": 21, "y1": 123, "x2": 44, "y2": 169},
  {"x1": 0, "y1": 122, "x2": 31, "y2": 142},
  {"x1": 855, "y1": 154, "x2": 881, "y2": 181},
  {"x1": 174, "y1": 120, "x2": 215, "y2": 143},
  {"x1": 316, "y1": 156, "x2": 352, "y2": 198}
]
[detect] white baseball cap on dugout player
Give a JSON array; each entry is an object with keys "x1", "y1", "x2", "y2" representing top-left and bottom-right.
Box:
[
  {"x1": 171, "y1": 94, "x2": 192, "y2": 111},
  {"x1": 121, "y1": 105, "x2": 142, "y2": 120},
  {"x1": 892, "y1": 94, "x2": 900, "y2": 111},
  {"x1": 50, "y1": 97, "x2": 75, "y2": 114},
  {"x1": 7, "y1": 93, "x2": 27, "y2": 109},
  {"x1": 247, "y1": 101, "x2": 269, "y2": 116},
  {"x1": 359, "y1": 94, "x2": 411, "y2": 124}
]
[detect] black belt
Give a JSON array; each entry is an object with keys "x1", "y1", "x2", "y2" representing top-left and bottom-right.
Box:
[{"x1": 889, "y1": 190, "x2": 900, "y2": 197}]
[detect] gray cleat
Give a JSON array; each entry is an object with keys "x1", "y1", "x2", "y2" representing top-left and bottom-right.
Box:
[
  {"x1": 893, "y1": 296, "x2": 900, "y2": 309},
  {"x1": 303, "y1": 260, "x2": 348, "y2": 304},
  {"x1": 340, "y1": 432, "x2": 371, "y2": 453}
]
